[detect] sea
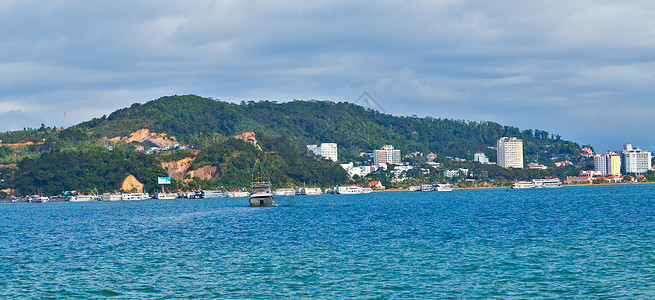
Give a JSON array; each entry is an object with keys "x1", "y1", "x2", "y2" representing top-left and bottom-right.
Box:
[{"x1": 1, "y1": 184, "x2": 654, "y2": 298}]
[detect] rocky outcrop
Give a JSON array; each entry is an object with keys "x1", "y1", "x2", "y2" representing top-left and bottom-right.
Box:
[
  {"x1": 110, "y1": 128, "x2": 179, "y2": 148},
  {"x1": 234, "y1": 132, "x2": 262, "y2": 150},
  {"x1": 121, "y1": 174, "x2": 144, "y2": 193},
  {"x1": 187, "y1": 165, "x2": 221, "y2": 181},
  {"x1": 161, "y1": 157, "x2": 195, "y2": 179},
  {"x1": 1, "y1": 188, "x2": 17, "y2": 195}
]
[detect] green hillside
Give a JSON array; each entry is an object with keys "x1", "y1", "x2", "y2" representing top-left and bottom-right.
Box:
[
  {"x1": 0, "y1": 94, "x2": 592, "y2": 196},
  {"x1": 72, "y1": 94, "x2": 581, "y2": 163}
]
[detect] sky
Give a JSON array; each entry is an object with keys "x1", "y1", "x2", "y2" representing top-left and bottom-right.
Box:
[{"x1": 1, "y1": 0, "x2": 654, "y2": 153}]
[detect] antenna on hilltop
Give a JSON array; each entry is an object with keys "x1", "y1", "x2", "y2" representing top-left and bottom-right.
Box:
[{"x1": 354, "y1": 92, "x2": 386, "y2": 113}]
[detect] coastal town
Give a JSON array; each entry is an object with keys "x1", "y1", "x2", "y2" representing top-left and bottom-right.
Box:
[
  {"x1": 310, "y1": 137, "x2": 654, "y2": 190},
  {"x1": 0, "y1": 97, "x2": 653, "y2": 202}
]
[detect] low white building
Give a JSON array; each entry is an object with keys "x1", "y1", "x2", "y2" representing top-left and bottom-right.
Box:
[
  {"x1": 340, "y1": 163, "x2": 374, "y2": 178},
  {"x1": 443, "y1": 168, "x2": 469, "y2": 178},
  {"x1": 391, "y1": 165, "x2": 414, "y2": 178},
  {"x1": 474, "y1": 152, "x2": 489, "y2": 163}
]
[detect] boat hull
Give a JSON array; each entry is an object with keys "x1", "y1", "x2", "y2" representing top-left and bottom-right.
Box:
[{"x1": 249, "y1": 194, "x2": 274, "y2": 206}]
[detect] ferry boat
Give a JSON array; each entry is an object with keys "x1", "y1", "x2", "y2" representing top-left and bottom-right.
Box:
[
  {"x1": 336, "y1": 186, "x2": 364, "y2": 194},
  {"x1": 533, "y1": 178, "x2": 563, "y2": 188},
  {"x1": 227, "y1": 191, "x2": 250, "y2": 197},
  {"x1": 69, "y1": 194, "x2": 99, "y2": 202},
  {"x1": 420, "y1": 184, "x2": 434, "y2": 192},
  {"x1": 436, "y1": 183, "x2": 454, "y2": 192},
  {"x1": 101, "y1": 193, "x2": 123, "y2": 201},
  {"x1": 274, "y1": 188, "x2": 296, "y2": 196},
  {"x1": 29, "y1": 195, "x2": 50, "y2": 203},
  {"x1": 121, "y1": 193, "x2": 151, "y2": 200},
  {"x1": 511, "y1": 178, "x2": 563, "y2": 189},
  {"x1": 153, "y1": 192, "x2": 178, "y2": 199},
  {"x1": 511, "y1": 181, "x2": 535, "y2": 189},
  {"x1": 200, "y1": 190, "x2": 227, "y2": 198},
  {"x1": 299, "y1": 187, "x2": 322, "y2": 195},
  {"x1": 249, "y1": 157, "x2": 274, "y2": 207}
]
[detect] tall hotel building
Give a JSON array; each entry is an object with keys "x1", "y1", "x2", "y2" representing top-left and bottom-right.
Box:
[
  {"x1": 497, "y1": 137, "x2": 523, "y2": 169},
  {"x1": 307, "y1": 143, "x2": 338, "y2": 162},
  {"x1": 594, "y1": 152, "x2": 621, "y2": 176},
  {"x1": 374, "y1": 145, "x2": 401, "y2": 165},
  {"x1": 621, "y1": 144, "x2": 652, "y2": 175}
]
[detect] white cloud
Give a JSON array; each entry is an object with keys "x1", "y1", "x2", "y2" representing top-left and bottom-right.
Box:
[{"x1": 1, "y1": 0, "x2": 655, "y2": 151}]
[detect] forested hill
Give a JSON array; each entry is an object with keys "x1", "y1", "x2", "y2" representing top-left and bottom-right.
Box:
[{"x1": 75, "y1": 95, "x2": 581, "y2": 163}]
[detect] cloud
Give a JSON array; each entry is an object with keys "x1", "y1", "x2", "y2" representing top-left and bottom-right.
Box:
[{"x1": 1, "y1": 1, "x2": 655, "y2": 152}]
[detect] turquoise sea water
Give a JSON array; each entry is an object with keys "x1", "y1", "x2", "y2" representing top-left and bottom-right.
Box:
[{"x1": 1, "y1": 184, "x2": 654, "y2": 298}]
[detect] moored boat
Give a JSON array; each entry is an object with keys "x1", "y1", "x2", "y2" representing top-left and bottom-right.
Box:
[
  {"x1": 533, "y1": 178, "x2": 563, "y2": 188},
  {"x1": 299, "y1": 187, "x2": 322, "y2": 195},
  {"x1": 512, "y1": 181, "x2": 535, "y2": 189},
  {"x1": 336, "y1": 186, "x2": 364, "y2": 194},
  {"x1": 274, "y1": 188, "x2": 296, "y2": 196},
  {"x1": 69, "y1": 194, "x2": 99, "y2": 201},
  {"x1": 153, "y1": 192, "x2": 178, "y2": 199},
  {"x1": 227, "y1": 191, "x2": 250, "y2": 197},
  {"x1": 101, "y1": 193, "x2": 122, "y2": 201},
  {"x1": 121, "y1": 193, "x2": 151, "y2": 200},
  {"x1": 436, "y1": 183, "x2": 454, "y2": 191},
  {"x1": 420, "y1": 184, "x2": 434, "y2": 192},
  {"x1": 200, "y1": 190, "x2": 228, "y2": 198}
]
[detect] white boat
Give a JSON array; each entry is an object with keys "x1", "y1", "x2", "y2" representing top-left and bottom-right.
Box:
[
  {"x1": 512, "y1": 181, "x2": 535, "y2": 189},
  {"x1": 249, "y1": 157, "x2": 274, "y2": 207},
  {"x1": 336, "y1": 186, "x2": 364, "y2": 194},
  {"x1": 227, "y1": 191, "x2": 250, "y2": 198},
  {"x1": 362, "y1": 187, "x2": 373, "y2": 193},
  {"x1": 274, "y1": 188, "x2": 296, "y2": 196},
  {"x1": 299, "y1": 187, "x2": 322, "y2": 195},
  {"x1": 324, "y1": 187, "x2": 338, "y2": 194},
  {"x1": 408, "y1": 186, "x2": 421, "y2": 192},
  {"x1": 420, "y1": 184, "x2": 434, "y2": 192},
  {"x1": 533, "y1": 178, "x2": 563, "y2": 188},
  {"x1": 30, "y1": 195, "x2": 49, "y2": 203},
  {"x1": 436, "y1": 183, "x2": 454, "y2": 192},
  {"x1": 250, "y1": 185, "x2": 274, "y2": 206},
  {"x1": 180, "y1": 191, "x2": 196, "y2": 198},
  {"x1": 153, "y1": 192, "x2": 178, "y2": 199},
  {"x1": 69, "y1": 194, "x2": 98, "y2": 202},
  {"x1": 200, "y1": 190, "x2": 228, "y2": 198},
  {"x1": 101, "y1": 193, "x2": 122, "y2": 201},
  {"x1": 121, "y1": 193, "x2": 151, "y2": 200}
]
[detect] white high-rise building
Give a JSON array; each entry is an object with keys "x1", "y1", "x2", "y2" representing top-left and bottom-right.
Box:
[
  {"x1": 307, "y1": 143, "x2": 338, "y2": 162},
  {"x1": 497, "y1": 137, "x2": 523, "y2": 169},
  {"x1": 621, "y1": 144, "x2": 651, "y2": 175}
]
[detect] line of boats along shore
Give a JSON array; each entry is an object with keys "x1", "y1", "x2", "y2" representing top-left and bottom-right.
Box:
[
  {"x1": 7, "y1": 185, "x2": 376, "y2": 204},
  {"x1": 3, "y1": 178, "x2": 563, "y2": 204}
]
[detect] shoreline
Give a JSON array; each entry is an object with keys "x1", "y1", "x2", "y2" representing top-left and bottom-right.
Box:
[{"x1": 373, "y1": 181, "x2": 655, "y2": 193}]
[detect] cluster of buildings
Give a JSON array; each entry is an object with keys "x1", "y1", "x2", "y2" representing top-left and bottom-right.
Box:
[
  {"x1": 308, "y1": 138, "x2": 653, "y2": 184},
  {"x1": 307, "y1": 143, "x2": 405, "y2": 178},
  {"x1": 594, "y1": 144, "x2": 652, "y2": 176},
  {"x1": 135, "y1": 143, "x2": 191, "y2": 154}
]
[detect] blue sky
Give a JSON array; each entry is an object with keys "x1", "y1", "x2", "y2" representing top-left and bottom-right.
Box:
[{"x1": 1, "y1": 1, "x2": 654, "y2": 153}]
